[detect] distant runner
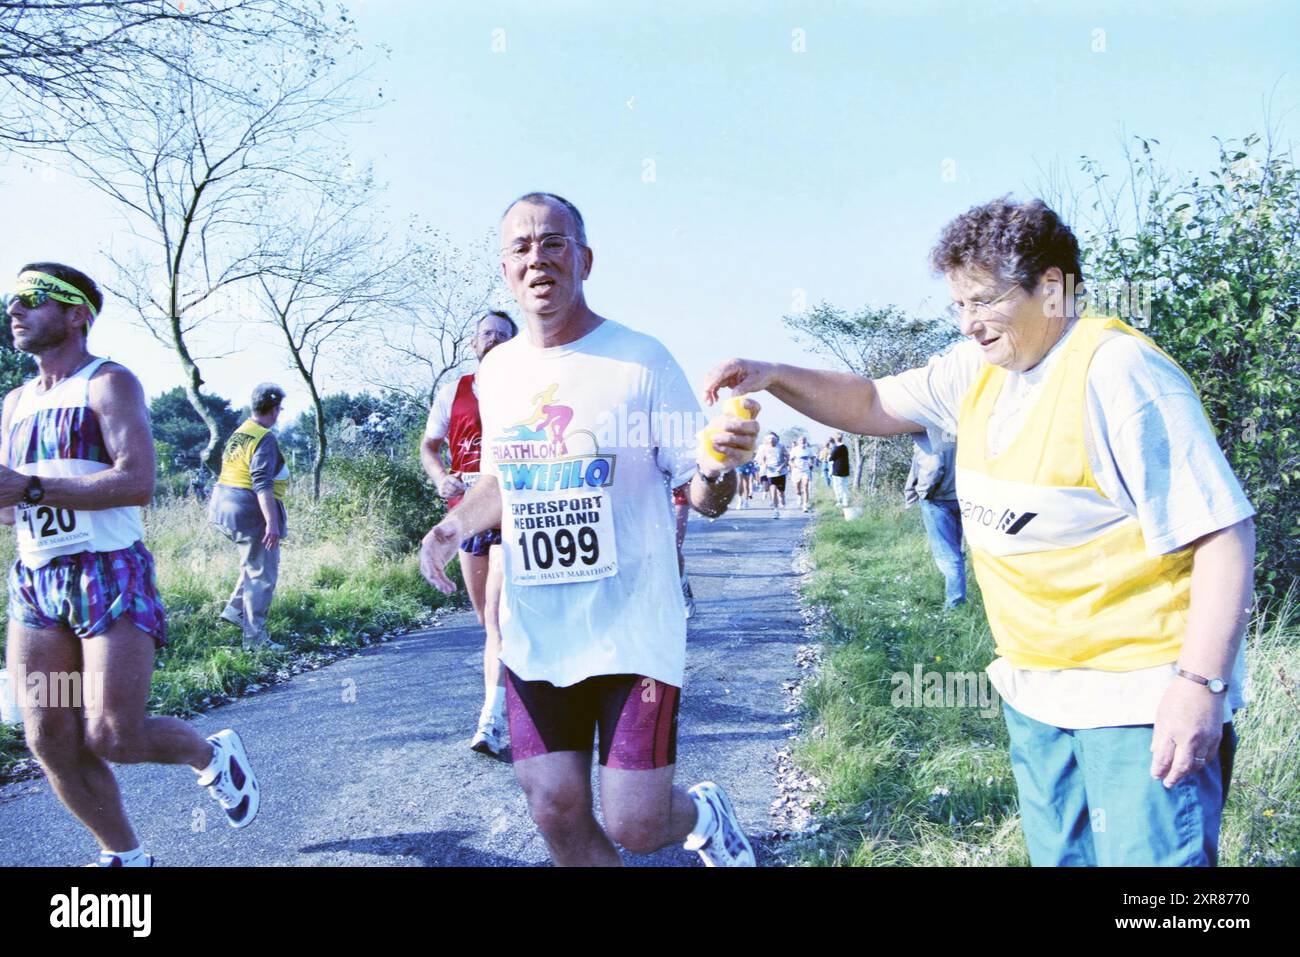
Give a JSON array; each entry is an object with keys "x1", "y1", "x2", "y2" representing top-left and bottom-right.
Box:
[
  {"x1": 1, "y1": 264, "x2": 259, "y2": 867},
  {"x1": 754, "y1": 432, "x2": 788, "y2": 517},
  {"x1": 421, "y1": 310, "x2": 518, "y2": 756},
  {"x1": 421, "y1": 193, "x2": 758, "y2": 866},
  {"x1": 788, "y1": 435, "x2": 817, "y2": 513}
]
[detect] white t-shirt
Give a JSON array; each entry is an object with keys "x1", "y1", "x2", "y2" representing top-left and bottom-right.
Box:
[
  {"x1": 875, "y1": 322, "x2": 1255, "y2": 729},
  {"x1": 477, "y1": 318, "x2": 704, "y2": 688},
  {"x1": 423, "y1": 375, "x2": 475, "y2": 442}
]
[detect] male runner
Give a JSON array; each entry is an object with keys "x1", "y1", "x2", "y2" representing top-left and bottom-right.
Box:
[
  {"x1": 789, "y1": 434, "x2": 817, "y2": 513},
  {"x1": 420, "y1": 193, "x2": 759, "y2": 866},
  {"x1": 421, "y1": 310, "x2": 518, "y2": 756},
  {"x1": 1, "y1": 264, "x2": 259, "y2": 866}
]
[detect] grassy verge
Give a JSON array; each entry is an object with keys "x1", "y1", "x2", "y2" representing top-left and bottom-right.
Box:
[
  {"x1": 0, "y1": 468, "x2": 460, "y2": 779},
  {"x1": 797, "y1": 494, "x2": 1299, "y2": 866}
]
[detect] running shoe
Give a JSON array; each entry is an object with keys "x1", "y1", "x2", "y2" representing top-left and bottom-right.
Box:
[
  {"x1": 86, "y1": 851, "x2": 154, "y2": 867},
  {"x1": 242, "y1": 630, "x2": 286, "y2": 653},
  {"x1": 198, "y1": 729, "x2": 260, "y2": 828},
  {"x1": 470, "y1": 719, "x2": 503, "y2": 757},
  {"x1": 682, "y1": 575, "x2": 696, "y2": 620},
  {"x1": 684, "y1": 781, "x2": 755, "y2": 867}
]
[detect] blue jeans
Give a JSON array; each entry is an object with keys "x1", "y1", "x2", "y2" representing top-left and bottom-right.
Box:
[
  {"x1": 919, "y1": 498, "x2": 965, "y2": 607},
  {"x1": 1002, "y1": 702, "x2": 1237, "y2": 866}
]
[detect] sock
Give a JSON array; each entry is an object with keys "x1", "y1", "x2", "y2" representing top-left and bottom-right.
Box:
[
  {"x1": 687, "y1": 789, "x2": 717, "y2": 840},
  {"x1": 195, "y1": 738, "x2": 221, "y2": 783},
  {"x1": 480, "y1": 686, "x2": 506, "y2": 726},
  {"x1": 102, "y1": 846, "x2": 146, "y2": 866}
]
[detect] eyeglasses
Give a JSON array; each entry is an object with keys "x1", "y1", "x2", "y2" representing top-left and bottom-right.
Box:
[
  {"x1": 943, "y1": 284, "x2": 1021, "y2": 323},
  {"x1": 500, "y1": 235, "x2": 579, "y2": 263}
]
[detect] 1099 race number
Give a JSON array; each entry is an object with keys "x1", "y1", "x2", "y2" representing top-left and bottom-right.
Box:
[{"x1": 516, "y1": 526, "x2": 600, "y2": 571}]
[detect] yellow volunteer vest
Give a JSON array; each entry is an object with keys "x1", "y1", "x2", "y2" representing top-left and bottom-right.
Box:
[
  {"x1": 218, "y1": 420, "x2": 288, "y2": 501},
  {"x1": 955, "y1": 313, "x2": 1197, "y2": 671}
]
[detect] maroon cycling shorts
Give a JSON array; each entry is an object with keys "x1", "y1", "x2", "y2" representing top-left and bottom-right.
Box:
[{"x1": 504, "y1": 668, "x2": 680, "y2": 770}]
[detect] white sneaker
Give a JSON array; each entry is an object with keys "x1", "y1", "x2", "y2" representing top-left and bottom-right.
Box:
[
  {"x1": 86, "y1": 851, "x2": 154, "y2": 867},
  {"x1": 684, "y1": 781, "x2": 756, "y2": 867},
  {"x1": 470, "y1": 719, "x2": 503, "y2": 757},
  {"x1": 198, "y1": 729, "x2": 260, "y2": 828},
  {"x1": 681, "y1": 576, "x2": 696, "y2": 620}
]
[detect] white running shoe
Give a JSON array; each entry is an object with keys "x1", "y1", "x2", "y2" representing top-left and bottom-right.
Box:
[
  {"x1": 470, "y1": 720, "x2": 503, "y2": 757},
  {"x1": 684, "y1": 781, "x2": 756, "y2": 867},
  {"x1": 86, "y1": 851, "x2": 153, "y2": 867},
  {"x1": 681, "y1": 575, "x2": 696, "y2": 620},
  {"x1": 198, "y1": 729, "x2": 260, "y2": 828}
]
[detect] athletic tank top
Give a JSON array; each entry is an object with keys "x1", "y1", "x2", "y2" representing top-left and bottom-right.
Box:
[
  {"x1": 447, "y1": 373, "x2": 482, "y2": 509},
  {"x1": 5, "y1": 358, "x2": 145, "y2": 568}
]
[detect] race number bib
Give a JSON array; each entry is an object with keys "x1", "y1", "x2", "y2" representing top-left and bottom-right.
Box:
[
  {"x1": 507, "y1": 487, "x2": 618, "y2": 586},
  {"x1": 457, "y1": 471, "x2": 481, "y2": 491},
  {"x1": 15, "y1": 504, "x2": 94, "y2": 552}
]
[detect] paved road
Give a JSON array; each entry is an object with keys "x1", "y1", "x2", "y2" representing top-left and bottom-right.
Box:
[{"x1": 0, "y1": 507, "x2": 809, "y2": 867}]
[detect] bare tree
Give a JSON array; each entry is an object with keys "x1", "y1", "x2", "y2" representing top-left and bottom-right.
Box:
[
  {"x1": 254, "y1": 181, "x2": 410, "y2": 498},
  {"x1": 56, "y1": 42, "x2": 372, "y2": 468},
  {"x1": 784, "y1": 302, "x2": 959, "y2": 493},
  {"x1": 0, "y1": 1, "x2": 350, "y2": 146},
  {"x1": 361, "y1": 227, "x2": 503, "y2": 411}
]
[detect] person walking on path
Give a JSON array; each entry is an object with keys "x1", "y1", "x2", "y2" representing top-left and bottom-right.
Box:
[
  {"x1": 828, "y1": 434, "x2": 851, "y2": 507},
  {"x1": 904, "y1": 436, "x2": 965, "y2": 608},
  {"x1": 209, "y1": 383, "x2": 289, "y2": 652},
  {"x1": 702, "y1": 197, "x2": 1255, "y2": 866},
  {"x1": 2, "y1": 263, "x2": 260, "y2": 867}
]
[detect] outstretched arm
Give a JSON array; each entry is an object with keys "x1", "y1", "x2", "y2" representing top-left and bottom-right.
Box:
[
  {"x1": 701, "y1": 359, "x2": 925, "y2": 438},
  {"x1": 420, "y1": 474, "x2": 503, "y2": 593}
]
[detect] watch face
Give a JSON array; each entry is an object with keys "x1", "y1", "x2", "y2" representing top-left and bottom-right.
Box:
[{"x1": 1208, "y1": 678, "x2": 1227, "y2": 694}]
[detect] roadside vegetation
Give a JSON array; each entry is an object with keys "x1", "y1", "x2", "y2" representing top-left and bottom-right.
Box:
[
  {"x1": 796, "y1": 494, "x2": 1299, "y2": 866},
  {"x1": 0, "y1": 454, "x2": 457, "y2": 780}
]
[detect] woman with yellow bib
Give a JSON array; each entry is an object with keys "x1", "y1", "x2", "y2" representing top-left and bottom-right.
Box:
[
  {"x1": 702, "y1": 198, "x2": 1256, "y2": 866},
  {"x1": 209, "y1": 383, "x2": 290, "y2": 652}
]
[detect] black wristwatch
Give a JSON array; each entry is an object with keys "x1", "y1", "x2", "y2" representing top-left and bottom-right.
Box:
[
  {"x1": 21, "y1": 476, "x2": 44, "y2": 506},
  {"x1": 696, "y1": 466, "x2": 732, "y2": 486},
  {"x1": 1175, "y1": 667, "x2": 1228, "y2": 695}
]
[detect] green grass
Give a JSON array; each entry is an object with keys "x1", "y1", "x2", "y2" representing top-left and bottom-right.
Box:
[
  {"x1": 0, "y1": 469, "x2": 459, "y2": 779},
  {"x1": 797, "y1": 493, "x2": 1300, "y2": 866}
]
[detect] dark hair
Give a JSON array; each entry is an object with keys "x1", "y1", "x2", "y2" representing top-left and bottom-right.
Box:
[
  {"x1": 251, "y1": 382, "x2": 285, "y2": 415},
  {"x1": 929, "y1": 197, "x2": 1084, "y2": 296},
  {"x1": 19, "y1": 261, "x2": 104, "y2": 316},
  {"x1": 478, "y1": 309, "x2": 518, "y2": 337},
  {"x1": 502, "y1": 192, "x2": 587, "y2": 245}
]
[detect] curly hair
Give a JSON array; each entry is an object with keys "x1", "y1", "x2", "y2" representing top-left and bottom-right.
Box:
[{"x1": 929, "y1": 197, "x2": 1083, "y2": 295}]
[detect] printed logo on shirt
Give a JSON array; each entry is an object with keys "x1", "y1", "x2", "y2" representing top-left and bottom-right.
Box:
[
  {"x1": 959, "y1": 496, "x2": 1038, "y2": 535},
  {"x1": 492, "y1": 383, "x2": 616, "y2": 490}
]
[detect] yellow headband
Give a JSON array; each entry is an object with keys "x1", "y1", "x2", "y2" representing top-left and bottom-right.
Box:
[{"x1": 13, "y1": 271, "x2": 99, "y2": 320}]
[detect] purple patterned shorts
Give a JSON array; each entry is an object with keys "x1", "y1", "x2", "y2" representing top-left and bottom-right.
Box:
[
  {"x1": 459, "y1": 527, "x2": 502, "y2": 557},
  {"x1": 7, "y1": 540, "x2": 168, "y2": 647}
]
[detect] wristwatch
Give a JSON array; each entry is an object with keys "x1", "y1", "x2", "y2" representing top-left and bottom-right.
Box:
[
  {"x1": 21, "y1": 476, "x2": 44, "y2": 506},
  {"x1": 1175, "y1": 667, "x2": 1228, "y2": 695},
  {"x1": 696, "y1": 466, "x2": 732, "y2": 486}
]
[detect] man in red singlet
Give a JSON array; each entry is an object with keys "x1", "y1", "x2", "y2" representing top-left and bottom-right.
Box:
[{"x1": 420, "y1": 310, "x2": 518, "y2": 756}]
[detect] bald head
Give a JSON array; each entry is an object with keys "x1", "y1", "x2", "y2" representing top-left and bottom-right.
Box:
[{"x1": 501, "y1": 192, "x2": 587, "y2": 245}]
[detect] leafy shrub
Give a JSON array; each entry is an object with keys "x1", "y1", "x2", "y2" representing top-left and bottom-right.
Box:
[{"x1": 1082, "y1": 134, "x2": 1300, "y2": 596}]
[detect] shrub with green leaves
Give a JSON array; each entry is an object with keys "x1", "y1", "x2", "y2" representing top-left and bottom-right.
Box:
[{"x1": 1082, "y1": 134, "x2": 1300, "y2": 596}]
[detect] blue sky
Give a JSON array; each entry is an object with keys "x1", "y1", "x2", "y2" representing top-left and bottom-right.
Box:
[{"x1": 1, "y1": 0, "x2": 1296, "y2": 437}]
